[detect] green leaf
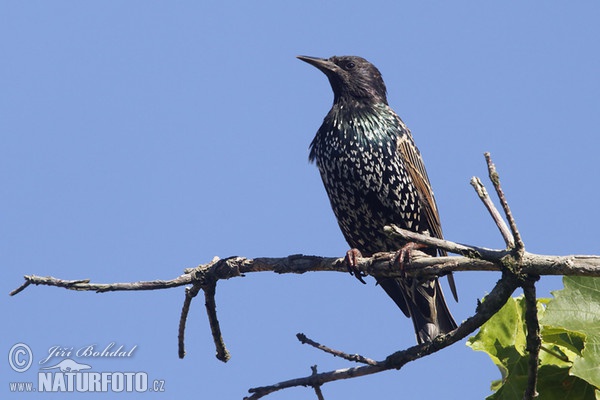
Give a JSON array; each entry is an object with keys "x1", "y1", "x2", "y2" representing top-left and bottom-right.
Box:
[
  {"x1": 467, "y1": 291, "x2": 600, "y2": 400},
  {"x1": 541, "y1": 276, "x2": 600, "y2": 388},
  {"x1": 541, "y1": 326, "x2": 585, "y2": 361},
  {"x1": 467, "y1": 296, "x2": 528, "y2": 382}
]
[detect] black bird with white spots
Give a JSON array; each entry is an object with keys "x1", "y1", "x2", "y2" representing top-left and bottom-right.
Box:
[{"x1": 298, "y1": 55, "x2": 458, "y2": 344}]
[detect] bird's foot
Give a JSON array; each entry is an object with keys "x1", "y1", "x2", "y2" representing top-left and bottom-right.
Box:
[
  {"x1": 391, "y1": 242, "x2": 427, "y2": 275},
  {"x1": 344, "y1": 248, "x2": 367, "y2": 284}
]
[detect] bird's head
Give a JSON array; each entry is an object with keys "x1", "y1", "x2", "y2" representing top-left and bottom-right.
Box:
[{"x1": 297, "y1": 55, "x2": 388, "y2": 105}]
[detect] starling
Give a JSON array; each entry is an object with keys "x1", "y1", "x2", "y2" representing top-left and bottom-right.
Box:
[{"x1": 298, "y1": 55, "x2": 458, "y2": 344}]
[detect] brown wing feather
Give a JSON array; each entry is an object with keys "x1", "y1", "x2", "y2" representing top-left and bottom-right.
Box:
[{"x1": 395, "y1": 123, "x2": 459, "y2": 301}]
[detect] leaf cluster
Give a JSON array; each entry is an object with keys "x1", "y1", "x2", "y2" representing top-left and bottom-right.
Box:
[{"x1": 468, "y1": 277, "x2": 600, "y2": 399}]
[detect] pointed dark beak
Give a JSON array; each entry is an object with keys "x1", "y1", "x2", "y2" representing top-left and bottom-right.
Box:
[{"x1": 297, "y1": 55, "x2": 335, "y2": 73}]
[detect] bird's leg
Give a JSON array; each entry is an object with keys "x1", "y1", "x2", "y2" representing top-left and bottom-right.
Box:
[
  {"x1": 344, "y1": 248, "x2": 367, "y2": 284},
  {"x1": 391, "y1": 242, "x2": 428, "y2": 275}
]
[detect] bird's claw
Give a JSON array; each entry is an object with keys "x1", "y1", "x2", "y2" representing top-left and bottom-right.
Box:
[
  {"x1": 345, "y1": 248, "x2": 367, "y2": 284},
  {"x1": 391, "y1": 242, "x2": 427, "y2": 277}
]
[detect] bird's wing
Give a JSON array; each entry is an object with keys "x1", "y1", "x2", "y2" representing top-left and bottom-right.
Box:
[
  {"x1": 396, "y1": 133, "x2": 443, "y2": 242},
  {"x1": 395, "y1": 123, "x2": 458, "y2": 301}
]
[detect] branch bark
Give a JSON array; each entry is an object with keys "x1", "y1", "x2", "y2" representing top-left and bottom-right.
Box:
[
  {"x1": 11, "y1": 250, "x2": 600, "y2": 298},
  {"x1": 522, "y1": 275, "x2": 541, "y2": 400}
]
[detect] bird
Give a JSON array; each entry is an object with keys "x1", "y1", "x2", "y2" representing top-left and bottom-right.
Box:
[{"x1": 297, "y1": 55, "x2": 458, "y2": 344}]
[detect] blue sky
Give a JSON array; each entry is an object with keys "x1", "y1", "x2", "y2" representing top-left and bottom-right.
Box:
[{"x1": 3, "y1": 1, "x2": 599, "y2": 399}]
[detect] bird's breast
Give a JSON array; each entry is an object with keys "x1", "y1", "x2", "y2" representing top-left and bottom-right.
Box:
[{"x1": 311, "y1": 120, "x2": 421, "y2": 254}]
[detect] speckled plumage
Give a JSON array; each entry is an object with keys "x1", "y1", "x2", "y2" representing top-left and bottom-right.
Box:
[{"x1": 299, "y1": 55, "x2": 457, "y2": 343}]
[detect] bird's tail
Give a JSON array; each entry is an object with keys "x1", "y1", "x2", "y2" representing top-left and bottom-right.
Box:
[{"x1": 377, "y1": 277, "x2": 457, "y2": 344}]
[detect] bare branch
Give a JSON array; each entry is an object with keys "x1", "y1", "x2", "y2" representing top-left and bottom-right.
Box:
[
  {"x1": 9, "y1": 280, "x2": 32, "y2": 296},
  {"x1": 246, "y1": 271, "x2": 521, "y2": 399},
  {"x1": 522, "y1": 276, "x2": 541, "y2": 400},
  {"x1": 296, "y1": 333, "x2": 378, "y2": 366},
  {"x1": 10, "y1": 274, "x2": 192, "y2": 295},
  {"x1": 470, "y1": 176, "x2": 515, "y2": 248},
  {"x1": 179, "y1": 285, "x2": 201, "y2": 358},
  {"x1": 310, "y1": 366, "x2": 325, "y2": 400},
  {"x1": 202, "y1": 281, "x2": 230, "y2": 362},
  {"x1": 485, "y1": 152, "x2": 525, "y2": 254},
  {"x1": 245, "y1": 364, "x2": 388, "y2": 399},
  {"x1": 384, "y1": 224, "x2": 507, "y2": 261},
  {"x1": 10, "y1": 252, "x2": 600, "y2": 297}
]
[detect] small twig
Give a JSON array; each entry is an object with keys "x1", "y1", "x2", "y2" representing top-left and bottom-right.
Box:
[
  {"x1": 485, "y1": 152, "x2": 525, "y2": 254},
  {"x1": 385, "y1": 225, "x2": 507, "y2": 261},
  {"x1": 296, "y1": 333, "x2": 378, "y2": 366},
  {"x1": 470, "y1": 176, "x2": 515, "y2": 248},
  {"x1": 522, "y1": 276, "x2": 541, "y2": 400},
  {"x1": 202, "y1": 280, "x2": 230, "y2": 362},
  {"x1": 10, "y1": 274, "x2": 192, "y2": 294},
  {"x1": 9, "y1": 280, "x2": 31, "y2": 296},
  {"x1": 311, "y1": 366, "x2": 325, "y2": 400},
  {"x1": 179, "y1": 285, "x2": 201, "y2": 358}
]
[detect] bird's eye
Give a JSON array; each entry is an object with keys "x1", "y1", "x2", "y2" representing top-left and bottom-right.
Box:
[{"x1": 345, "y1": 62, "x2": 356, "y2": 70}]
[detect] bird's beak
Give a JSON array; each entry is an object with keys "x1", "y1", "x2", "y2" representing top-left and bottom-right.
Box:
[{"x1": 297, "y1": 56, "x2": 335, "y2": 73}]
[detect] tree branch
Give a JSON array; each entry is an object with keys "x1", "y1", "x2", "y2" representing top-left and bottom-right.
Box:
[
  {"x1": 485, "y1": 152, "x2": 525, "y2": 254},
  {"x1": 9, "y1": 274, "x2": 193, "y2": 295},
  {"x1": 245, "y1": 272, "x2": 521, "y2": 399},
  {"x1": 202, "y1": 279, "x2": 230, "y2": 362},
  {"x1": 296, "y1": 333, "x2": 378, "y2": 366},
  {"x1": 310, "y1": 365, "x2": 325, "y2": 400},
  {"x1": 179, "y1": 284, "x2": 201, "y2": 358},
  {"x1": 384, "y1": 224, "x2": 508, "y2": 261},
  {"x1": 9, "y1": 153, "x2": 600, "y2": 399},
  {"x1": 11, "y1": 252, "x2": 600, "y2": 297},
  {"x1": 470, "y1": 176, "x2": 515, "y2": 248},
  {"x1": 522, "y1": 275, "x2": 541, "y2": 400}
]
